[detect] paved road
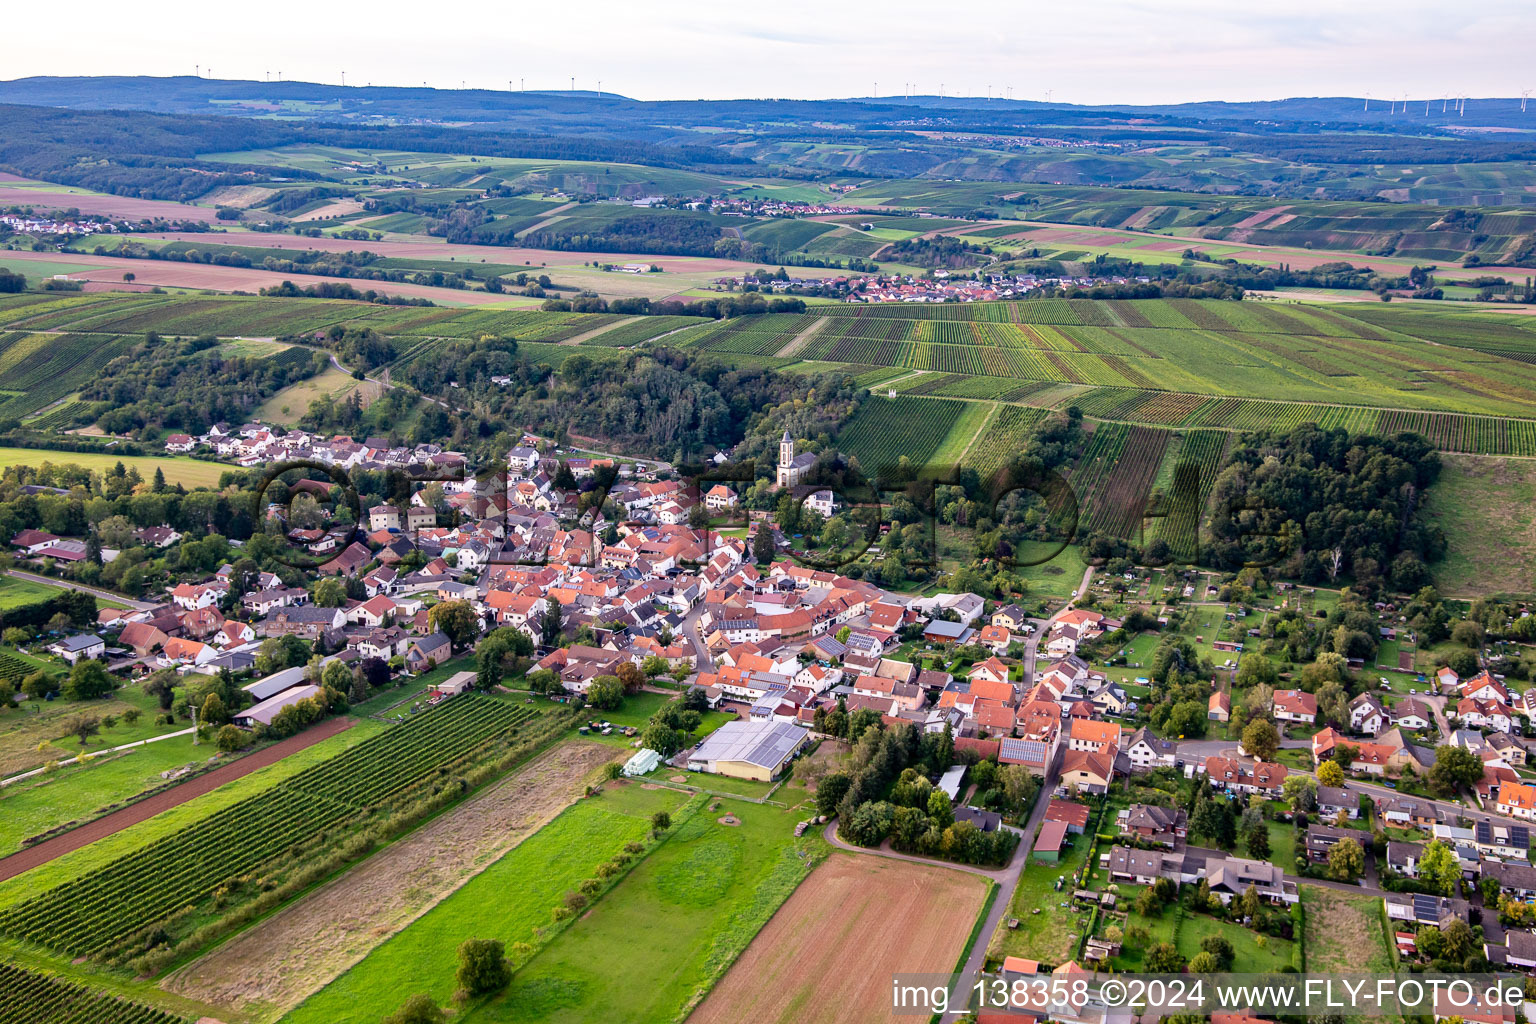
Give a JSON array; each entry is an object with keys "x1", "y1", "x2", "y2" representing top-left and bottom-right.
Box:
[{"x1": 6, "y1": 569, "x2": 155, "y2": 611}]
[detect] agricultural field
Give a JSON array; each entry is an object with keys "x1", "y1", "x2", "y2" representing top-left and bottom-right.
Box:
[
  {"x1": 578, "y1": 314, "x2": 711, "y2": 347},
  {"x1": 689, "y1": 854, "x2": 990, "y2": 1024},
  {"x1": 1066, "y1": 423, "x2": 1171, "y2": 539},
  {"x1": 461, "y1": 796, "x2": 826, "y2": 1024},
  {"x1": 834, "y1": 395, "x2": 985, "y2": 474},
  {"x1": 0, "y1": 448, "x2": 229, "y2": 489},
  {"x1": 0, "y1": 574, "x2": 62, "y2": 610},
  {"x1": 0, "y1": 696, "x2": 542, "y2": 965},
  {"x1": 0, "y1": 332, "x2": 135, "y2": 421},
  {"x1": 281, "y1": 780, "x2": 683, "y2": 1024},
  {"x1": 0, "y1": 963, "x2": 188, "y2": 1024},
  {"x1": 165, "y1": 740, "x2": 619, "y2": 1018},
  {"x1": 256, "y1": 365, "x2": 381, "y2": 426},
  {"x1": 1149, "y1": 429, "x2": 1230, "y2": 561}
]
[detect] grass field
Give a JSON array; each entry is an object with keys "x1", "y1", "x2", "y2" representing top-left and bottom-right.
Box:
[
  {"x1": 0, "y1": 447, "x2": 228, "y2": 488},
  {"x1": 1423, "y1": 453, "x2": 1536, "y2": 597},
  {"x1": 461, "y1": 794, "x2": 826, "y2": 1024},
  {"x1": 988, "y1": 829, "x2": 1092, "y2": 966},
  {"x1": 256, "y1": 365, "x2": 381, "y2": 426},
  {"x1": 281, "y1": 781, "x2": 682, "y2": 1024},
  {"x1": 0, "y1": 575, "x2": 62, "y2": 609},
  {"x1": 1301, "y1": 885, "x2": 1394, "y2": 974}
]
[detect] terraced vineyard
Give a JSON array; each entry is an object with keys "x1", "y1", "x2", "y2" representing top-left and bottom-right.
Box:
[
  {"x1": 834, "y1": 396, "x2": 977, "y2": 474},
  {"x1": 1066, "y1": 424, "x2": 1172, "y2": 538},
  {"x1": 0, "y1": 695, "x2": 539, "y2": 963},
  {"x1": 579, "y1": 314, "x2": 710, "y2": 347},
  {"x1": 0, "y1": 964, "x2": 186, "y2": 1024},
  {"x1": 965, "y1": 405, "x2": 1049, "y2": 478},
  {"x1": 1151, "y1": 430, "x2": 1231, "y2": 560}
]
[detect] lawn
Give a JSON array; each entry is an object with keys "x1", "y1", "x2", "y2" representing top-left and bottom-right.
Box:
[
  {"x1": 0, "y1": 679, "x2": 180, "y2": 778},
  {"x1": 281, "y1": 781, "x2": 684, "y2": 1024},
  {"x1": 0, "y1": 718, "x2": 386, "y2": 903},
  {"x1": 1106, "y1": 887, "x2": 1294, "y2": 972},
  {"x1": 0, "y1": 575, "x2": 63, "y2": 609},
  {"x1": 460, "y1": 795, "x2": 824, "y2": 1024},
  {"x1": 257, "y1": 366, "x2": 381, "y2": 427},
  {"x1": 1422, "y1": 453, "x2": 1536, "y2": 598},
  {"x1": 0, "y1": 447, "x2": 228, "y2": 489},
  {"x1": 988, "y1": 830, "x2": 1093, "y2": 966},
  {"x1": 1301, "y1": 885, "x2": 1394, "y2": 974}
]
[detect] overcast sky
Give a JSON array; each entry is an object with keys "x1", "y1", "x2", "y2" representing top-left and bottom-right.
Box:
[{"x1": 5, "y1": 0, "x2": 1532, "y2": 104}]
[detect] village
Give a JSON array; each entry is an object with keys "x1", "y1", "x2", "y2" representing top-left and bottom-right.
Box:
[{"x1": 0, "y1": 422, "x2": 1526, "y2": 1020}]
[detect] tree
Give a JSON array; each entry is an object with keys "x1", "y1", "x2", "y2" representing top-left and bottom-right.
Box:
[
  {"x1": 1429, "y1": 745, "x2": 1484, "y2": 795},
  {"x1": 1317, "y1": 759, "x2": 1345, "y2": 788},
  {"x1": 455, "y1": 938, "x2": 510, "y2": 997},
  {"x1": 1328, "y1": 836, "x2": 1364, "y2": 881},
  {"x1": 615, "y1": 662, "x2": 644, "y2": 695},
  {"x1": 1187, "y1": 951, "x2": 1220, "y2": 973},
  {"x1": 1200, "y1": 935, "x2": 1235, "y2": 970},
  {"x1": 1000, "y1": 764, "x2": 1038, "y2": 812},
  {"x1": 1135, "y1": 886, "x2": 1164, "y2": 917},
  {"x1": 69, "y1": 715, "x2": 100, "y2": 745},
  {"x1": 200, "y1": 691, "x2": 229, "y2": 726},
  {"x1": 216, "y1": 725, "x2": 248, "y2": 752},
  {"x1": 641, "y1": 722, "x2": 684, "y2": 756},
  {"x1": 383, "y1": 994, "x2": 445, "y2": 1024},
  {"x1": 1235, "y1": 883, "x2": 1263, "y2": 921},
  {"x1": 651, "y1": 811, "x2": 672, "y2": 834},
  {"x1": 752, "y1": 524, "x2": 775, "y2": 564},
  {"x1": 1417, "y1": 839, "x2": 1459, "y2": 896},
  {"x1": 1282, "y1": 774, "x2": 1318, "y2": 811},
  {"x1": 1235, "y1": 655, "x2": 1278, "y2": 689},
  {"x1": 816, "y1": 773, "x2": 851, "y2": 817},
  {"x1": 62, "y1": 659, "x2": 113, "y2": 701},
  {"x1": 1245, "y1": 822, "x2": 1271, "y2": 860},
  {"x1": 429, "y1": 600, "x2": 480, "y2": 650},
  {"x1": 586, "y1": 675, "x2": 624, "y2": 711},
  {"x1": 313, "y1": 577, "x2": 347, "y2": 607},
  {"x1": 1144, "y1": 942, "x2": 1185, "y2": 972},
  {"x1": 1242, "y1": 718, "x2": 1280, "y2": 762}
]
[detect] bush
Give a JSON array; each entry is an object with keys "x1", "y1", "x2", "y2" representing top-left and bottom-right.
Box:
[{"x1": 383, "y1": 994, "x2": 445, "y2": 1024}]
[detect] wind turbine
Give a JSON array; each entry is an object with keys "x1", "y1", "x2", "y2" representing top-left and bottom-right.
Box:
[
  {"x1": 1522, "y1": 90, "x2": 1530, "y2": 113},
  {"x1": 1364, "y1": 91, "x2": 1370, "y2": 112}
]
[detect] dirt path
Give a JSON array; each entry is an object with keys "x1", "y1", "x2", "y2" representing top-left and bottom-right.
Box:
[
  {"x1": 0, "y1": 717, "x2": 353, "y2": 883},
  {"x1": 776, "y1": 316, "x2": 829, "y2": 358},
  {"x1": 162, "y1": 740, "x2": 618, "y2": 1016}
]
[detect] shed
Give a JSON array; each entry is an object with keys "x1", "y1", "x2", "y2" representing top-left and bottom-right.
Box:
[
  {"x1": 1032, "y1": 819, "x2": 1069, "y2": 862},
  {"x1": 938, "y1": 765, "x2": 966, "y2": 801}
]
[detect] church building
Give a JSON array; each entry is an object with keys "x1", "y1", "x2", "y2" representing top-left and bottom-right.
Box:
[{"x1": 776, "y1": 430, "x2": 815, "y2": 488}]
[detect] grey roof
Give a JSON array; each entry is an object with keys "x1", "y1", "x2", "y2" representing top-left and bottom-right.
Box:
[
  {"x1": 54, "y1": 633, "x2": 103, "y2": 652},
  {"x1": 1476, "y1": 819, "x2": 1531, "y2": 849},
  {"x1": 689, "y1": 719, "x2": 805, "y2": 771},
  {"x1": 244, "y1": 666, "x2": 309, "y2": 701},
  {"x1": 1316, "y1": 785, "x2": 1351, "y2": 808}
]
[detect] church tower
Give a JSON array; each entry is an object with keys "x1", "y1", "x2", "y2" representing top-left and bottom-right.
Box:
[{"x1": 777, "y1": 430, "x2": 794, "y2": 487}]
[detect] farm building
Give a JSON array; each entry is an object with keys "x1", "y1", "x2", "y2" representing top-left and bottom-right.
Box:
[
  {"x1": 687, "y1": 719, "x2": 806, "y2": 781},
  {"x1": 623, "y1": 748, "x2": 661, "y2": 777},
  {"x1": 436, "y1": 671, "x2": 476, "y2": 697},
  {"x1": 234, "y1": 684, "x2": 322, "y2": 727},
  {"x1": 1032, "y1": 819, "x2": 1068, "y2": 862}
]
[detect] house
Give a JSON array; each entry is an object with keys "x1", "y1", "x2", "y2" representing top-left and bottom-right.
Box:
[
  {"x1": 1272, "y1": 688, "x2": 1317, "y2": 724},
  {"x1": 1480, "y1": 858, "x2": 1536, "y2": 900},
  {"x1": 369, "y1": 505, "x2": 402, "y2": 532},
  {"x1": 1484, "y1": 929, "x2": 1536, "y2": 972},
  {"x1": 1204, "y1": 755, "x2": 1287, "y2": 796},
  {"x1": 1067, "y1": 718, "x2": 1121, "y2": 754},
  {"x1": 1304, "y1": 823, "x2": 1356, "y2": 863},
  {"x1": 117, "y1": 621, "x2": 168, "y2": 657},
  {"x1": 1045, "y1": 799, "x2": 1091, "y2": 834},
  {"x1": 1387, "y1": 840, "x2": 1424, "y2": 877},
  {"x1": 1088, "y1": 681, "x2": 1129, "y2": 717},
  {"x1": 163, "y1": 433, "x2": 195, "y2": 453},
  {"x1": 1474, "y1": 819, "x2": 1530, "y2": 856},
  {"x1": 10, "y1": 529, "x2": 60, "y2": 554},
  {"x1": 1376, "y1": 794, "x2": 1441, "y2": 831},
  {"x1": 1123, "y1": 726, "x2": 1176, "y2": 771},
  {"x1": 703, "y1": 485, "x2": 737, "y2": 511},
  {"x1": 1315, "y1": 784, "x2": 1358, "y2": 819},
  {"x1": 1204, "y1": 855, "x2": 1300, "y2": 904},
  {"x1": 991, "y1": 604, "x2": 1031, "y2": 633},
  {"x1": 48, "y1": 633, "x2": 105, "y2": 664},
  {"x1": 1208, "y1": 690, "x2": 1230, "y2": 722},
  {"x1": 1349, "y1": 692, "x2": 1388, "y2": 736},
  {"x1": 686, "y1": 719, "x2": 806, "y2": 781},
  {"x1": 1435, "y1": 665, "x2": 1460, "y2": 692},
  {"x1": 1121, "y1": 804, "x2": 1187, "y2": 847},
  {"x1": 1495, "y1": 780, "x2": 1536, "y2": 820},
  {"x1": 975, "y1": 624, "x2": 1013, "y2": 654},
  {"x1": 1385, "y1": 892, "x2": 1471, "y2": 929},
  {"x1": 405, "y1": 632, "x2": 452, "y2": 673},
  {"x1": 999, "y1": 734, "x2": 1057, "y2": 776},
  {"x1": 1057, "y1": 748, "x2": 1115, "y2": 795},
  {"x1": 1393, "y1": 698, "x2": 1434, "y2": 732},
  {"x1": 922, "y1": 619, "x2": 973, "y2": 645},
  {"x1": 262, "y1": 605, "x2": 345, "y2": 639},
  {"x1": 1462, "y1": 670, "x2": 1508, "y2": 704},
  {"x1": 1486, "y1": 731, "x2": 1526, "y2": 767}
]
